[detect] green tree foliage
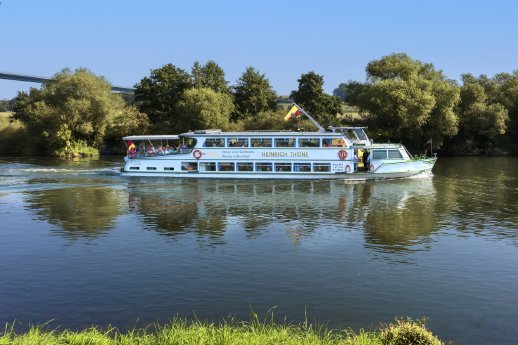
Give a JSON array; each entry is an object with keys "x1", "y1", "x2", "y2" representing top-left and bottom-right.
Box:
[
  {"x1": 444, "y1": 74, "x2": 509, "y2": 154},
  {"x1": 483, "y1": 72, "x2": 518, "y2": 144},
  {"x1": 232, "y1": 67, "x2": 278, "y2": 120},
  {"x1": 290, "y1": 71, "x2": 343, "y2": 126},
  {"x1": 0, "y1": 99, "x2": 10, "y2": 112},
  {"x1": 134, "y1": 63, "x2": 193, "y2": 131},
  {"x1": 191, "y1": 60, "x2": 231, "y2": 94},
  {"x1": 104, "y1": 105, "x2": 151, "y2": 153},
  {"x1": 176, "y1": 88, "x2": 234, "y2": 132},
  {"x1": 240, "y1": 108, "x2": 289, "y2": 131},
  {"x1": 333, "y1": 83, "x2": 347, "y2": 101},
  {"x1": 344, "y1": 53, "x2": 460, "y2": 147},
  {"x1": 12, "y1": 68, "x2": 125, "y2": 156}
]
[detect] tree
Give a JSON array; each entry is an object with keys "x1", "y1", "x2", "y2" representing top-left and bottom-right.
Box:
[
  {"x1": 333, "y1": 83, "x2": 348, "y2": 101},
  {"x1": 191, "y1": 60, "x2": 231, "y2": 94},
  {"x1": 232, "y1": 67, "x2": 278, "y2": 120},
  {"x1": 104, "y1": 105, "x2": 151, "y2": 153},
  {"x1": 176, "y1": 88, "x2": 234, "y2": 132},
  {"x1": 290, "y1": 71, "x2": 342, "y2": 126},
  {"x1": 12, "y1": 68, "x2": 125, "y2": 156},
  {"x1": 134, "y1": 63, "x2": 193, "y2": 131},
  {"x1": 343, "y1": 53, "x2": 460, "y2": 147},
  {"x1": 486, "y1": 72, "x2": 518, "y2": 144},
  {"x1": 444, "y1": 74, "x2": 509, "y2": 154},
  {"x1": 0, "y1": 99, "x2": 10, "y2": 112}
]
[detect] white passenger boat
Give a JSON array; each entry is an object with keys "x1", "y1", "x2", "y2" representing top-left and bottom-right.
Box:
[{"x1": 121, "y1": 106, "x2": 436, "y2": 180}]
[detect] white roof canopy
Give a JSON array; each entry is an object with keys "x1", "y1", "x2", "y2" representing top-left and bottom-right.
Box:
[{"x1": 122, "y1": 135, "x2": 180, "y2": 141}]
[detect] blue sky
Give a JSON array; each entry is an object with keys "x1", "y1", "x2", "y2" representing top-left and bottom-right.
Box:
[{"x1": 1, "y1": 0, "x2": 517, "y2": 99}]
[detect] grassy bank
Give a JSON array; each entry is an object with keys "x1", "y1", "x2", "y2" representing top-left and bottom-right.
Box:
[{"x1": 0, "y1": 317, "x2": 444, "y2": 345}]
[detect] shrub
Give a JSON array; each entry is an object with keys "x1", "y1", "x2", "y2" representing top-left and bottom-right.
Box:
[{"x1": 379, "y1": 318, "x2": 443, "y2": 345}]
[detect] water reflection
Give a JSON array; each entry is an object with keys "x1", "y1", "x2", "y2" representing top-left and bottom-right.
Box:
[
  {"x1": 362, "y1": 178, "x2": 437, "y2": 252},
  {"x1": 20, "y1": 157, "x2": 518, "y2": 250},
  {"x1": 26, "y1": 186, "x2": 125, "y2": 239},
  {"x1": 433, "y1": 158, "x2": 518, "y2": 242},
  {"x1": 126, "y1": 177, "x2": 438, "y2": 251}
]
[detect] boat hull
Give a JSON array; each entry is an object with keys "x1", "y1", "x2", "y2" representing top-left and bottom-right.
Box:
[{"x1": 121, "y1": 166, "x2": 434, "y2": 180}]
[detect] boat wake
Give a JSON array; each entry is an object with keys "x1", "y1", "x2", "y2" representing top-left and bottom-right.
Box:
[{"x1": 2, "y1": 167, "x2": 121, "y2": 176}]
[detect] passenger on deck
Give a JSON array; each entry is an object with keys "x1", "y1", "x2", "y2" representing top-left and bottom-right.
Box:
[{"x1": 363, "y1": 150, "x2": 370, "y2": 171}]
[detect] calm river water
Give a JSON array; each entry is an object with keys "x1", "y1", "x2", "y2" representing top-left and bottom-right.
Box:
[{"x1": 1, "y1": 156, "x2": 517, "y2": 344}]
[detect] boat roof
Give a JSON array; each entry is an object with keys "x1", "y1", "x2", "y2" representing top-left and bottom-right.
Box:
[
  {"x1": 123, "y1": 135, "x2": 180, "y2": 141},
  {"x1": 181, "y1": 130, "x2": 346, "y2": 137}
]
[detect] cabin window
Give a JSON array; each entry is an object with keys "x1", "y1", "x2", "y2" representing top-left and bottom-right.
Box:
[
  {"x1": 146, "y1": 167, "x2": 157, "y2": 170},
  {"x1": 313, "y1": 163, "x2": 331, "y2": 172},
  {"x1": 129, "y1": 166, "x2": 140, "y2": 170},
  {"x1": 203, "y1": 138, "x2": 225, "y2": 147},
  {"x1": 237, "y1": 163, "x2": 254, "y2": 172},
  {"x1": 299, "y1": 138, "x2": 320, "y2": 147},
  {"x1": 251, "y1": 138, "x2": 272, "y2": 147},
  {"x1": 353, "y1": 129, "x2": 368, "y2": 140},
  {"x1": 388, "y1": 150, "x2": 403, "y2": 159},
  {"x1": 294, "y1": 163, "x2": 311, "y2": 172},
  {"x1": 255, "y1": 162, "x2": 273, "y2": 172},
  {"x1": 181, "y1": 162, "x2": 198, "y2": 171},
  {"x1": 344, "y1": 129, "x2": 356, "y2": 141},
  {"x1": 274, "y1": 138, "x2": 295, "y2": 147},
  {"x1": 322, "y1": 138, "x2": 345, "y2": 147},
  {"x1": 275, "y1": 163, "x2": 292, "y2": 172},
  {"x1": 164, "y1": 167, "x2": 175, "y2": 171},
  {"x1": 228, "y1": 138, "x2": 249, "y2": 147},
  {"x1": 218, "y1": 162, "x2": 235, "y2": 172},
  {"x1": 199, "y1": 162, "x2": 216, "y2": 171},
  {"x1": 372, "y1": 150, "x2": 388, "y2": 159}
]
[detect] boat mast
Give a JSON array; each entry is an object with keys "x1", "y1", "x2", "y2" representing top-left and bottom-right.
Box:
[{"x1": 292, "y1": 101, "x2": 325, "y2": 132}]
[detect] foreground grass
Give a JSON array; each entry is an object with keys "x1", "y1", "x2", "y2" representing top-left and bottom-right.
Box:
[{"x1": 0, "y1": 317, "x2": 445, "y2": 345}]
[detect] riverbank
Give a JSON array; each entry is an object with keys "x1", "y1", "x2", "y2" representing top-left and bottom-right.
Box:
[{"x1": 0, "y1": 318, "x2": 444, "y2": 345}]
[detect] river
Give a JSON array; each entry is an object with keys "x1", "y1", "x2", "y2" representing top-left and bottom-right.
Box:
[{"x1": 0, "y1": 156, "x2": 517, "y2": 344}]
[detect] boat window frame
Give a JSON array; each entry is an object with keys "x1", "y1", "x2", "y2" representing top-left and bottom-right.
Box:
[
  {"x1": 255, "y1": 162, "x2": 273, "y2": 172},
  {"x1": 203, "y1": 138, "x2": 225, "y2": 148},
  {"x1": 274, "y1": 138, "x2": 295, "y2": 148},
  {"x1": 372, "y1": 150, "x2": 388, "y2": 160},
  {"x1": 313, "y1": 163, "x2": 331, "y2": 172},
  {"x1": 251, "y1": 138, "x2": 273, "y2": 147},
  {"x1": 353, "y1": 129, "x2": 368, "y2": 140},
  {"x1": 218, "y1": 162, "x2": 236, "y2": 172},
  {"x1": 294, "y1": 163, "x2": 311, "y2": 172},
  {"x1": 274, "y1": 162, "x2": 292, "y2": 172},
  {"x1": 237, "y1": 162, "x2": 254, "y2": 172},
  {"x1": 227, "y1": 138, "x2": 249, "y2": 148},
  {"x1": 298, "y1": 138, "x2": 321, "y2": 147},
  {"x1": 199, "y1": 162, "x2": 217, "y2": 171},
  {"x1": 387, "y1": 149, "x2": 404, "y2": 159},
  {"x1": 181, "y1": 162, "x2": 198, "y2": 171}
]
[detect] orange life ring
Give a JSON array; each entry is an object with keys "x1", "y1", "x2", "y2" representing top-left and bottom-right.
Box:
[
  {"x1": 338, "y1": 149, "x2": 348, "y2": 160},
  {"x1": 370, "y1": 163, "x2": 374, "y2": 172},
  {"x1": 193, "y1": 149, "x2": 202, "y2": 159},
  {"x1": 345, "y1": 164, "x2": 351, "y2": 172}
]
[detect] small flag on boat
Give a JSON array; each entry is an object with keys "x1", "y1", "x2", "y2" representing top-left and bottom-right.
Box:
[
  {"x1": 284, "y1": 105, "x2": 303, "y2": 121},
  {"x1": 126, "y1": 140, "x2": 136, "y2": 153}
]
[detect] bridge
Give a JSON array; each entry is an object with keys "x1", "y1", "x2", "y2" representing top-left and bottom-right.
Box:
[{"x1": 0, "y1": 72, "x2": 135, "y2": 93}]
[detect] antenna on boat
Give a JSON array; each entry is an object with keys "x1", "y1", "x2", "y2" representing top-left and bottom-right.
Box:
[{"x1": 291, "y1": 101, "x2": 326, "y2": 132}]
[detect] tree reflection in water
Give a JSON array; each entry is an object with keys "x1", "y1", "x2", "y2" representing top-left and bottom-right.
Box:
[
  {"x1": 126, "y1": 178, "x2": 439, "y2": 252},
  {"x1": 26, "y1": 186, "x2": 125, "y2": 239}
]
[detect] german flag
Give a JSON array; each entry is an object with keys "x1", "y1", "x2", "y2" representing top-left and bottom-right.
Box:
[
  {"x1": 126, "y1": 140, "x2": 136, "y2": 153},
  {"x1": 284, "y1": 105, "x2": 303, "y2": 121}
]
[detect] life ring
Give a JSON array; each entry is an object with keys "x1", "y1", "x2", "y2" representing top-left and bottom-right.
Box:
[
  {"x1": 193, "y1": 149, "x2": 202, "y2": 159},
  {"x1": 338, "y1": 149, "x2": 348, "y2": 160},
  {"x1": 345, "y1": 164, "x2": 351, "y2": 173},
  {"x1": 370, "y1": 163, "x2": 374, "y2": 172}
]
